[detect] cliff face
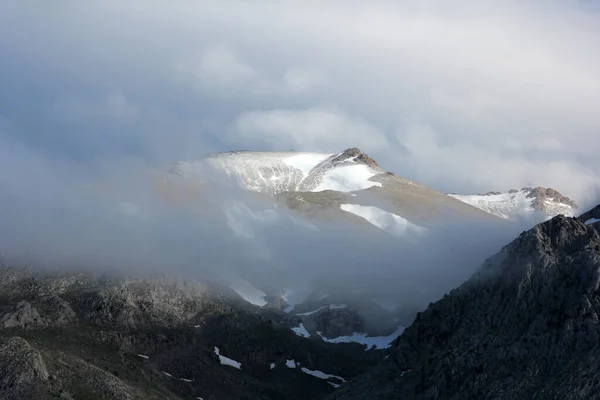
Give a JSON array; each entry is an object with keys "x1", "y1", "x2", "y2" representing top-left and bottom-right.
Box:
[{"x1": 331, "y1": 207, "x2": 600, "y2": 400}]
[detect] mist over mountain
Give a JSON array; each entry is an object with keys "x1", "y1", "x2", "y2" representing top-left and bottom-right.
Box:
[{"x1": 2, "y1": 1, "x2": 600, "y2": 399}]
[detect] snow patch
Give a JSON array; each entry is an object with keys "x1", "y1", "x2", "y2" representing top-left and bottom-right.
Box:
[
  {"x1": 317, "y1": 325, "x2": 405, "y2": 350},
  {"x1": 214, "y1": 347, "x2": 242, "y2": 369},
  {"x1": 300, "y1": 367, "x2": 346, "y2": 383},
  {"x1": 314, "y1": 165, "x2": 382, "y2": 192},
  {"x1": 329, "y1": 382, "x2": 341, "y2": 388},
  {"x1": 585, "y1": 218, "x2": 600, "y2": 225},
  {"x1": 270, "y1": 362, "x2": 276, "y2": 370},
  {"x1": 181, "y1": 378, "x2": 192, "y2": 383},
  {"x1": 135, "y1": 354, "x2": 149, "y2": 359},
  {"x1": 340, "y1": 204, "x2": 426, "y2": 237},
  {"x1": 162, "y1": 371, "x2": 172, "y2": 377},
  {"x1": 284, "y1": 153, "x2": 333, "y2": 176},
  {"x1": 286, "y1": 359, "x2": 297, "y2": 368},
  {"x1": 291, "y1": 323, "x2": 311, "y2": 338}
]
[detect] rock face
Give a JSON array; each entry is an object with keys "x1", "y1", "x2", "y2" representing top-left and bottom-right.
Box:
[
  {"x1": 0, "y1": 264, "x2": 382, "y2": 400},
  {"x1": 0, "y1": 337, "x2": 49, "y2": 400},
  {"x1": 331, "y1": 206, "x2": 600, "y2": 400},
  {"x1": 579, "y1": 204, "x2": 600, "y2": 228}
]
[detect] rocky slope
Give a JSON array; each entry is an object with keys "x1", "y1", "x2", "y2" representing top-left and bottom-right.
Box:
[
  {"x1": 0, "y1": 262, "x2": 384, "y2": 400},
  {"x1": 448, "y1": 187, "x2": 577, "y2": 220},
  {"x1": 330, "y1": 205, "x2": 600, "y2": 400}
]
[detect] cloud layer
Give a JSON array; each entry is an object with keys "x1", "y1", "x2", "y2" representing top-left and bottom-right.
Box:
[
  {"x1": 2, "y1": 1, "x2": 599, "y2": 201},
  {"x1": 0, "y1": 1, "x2": 599, "y2": 314}
]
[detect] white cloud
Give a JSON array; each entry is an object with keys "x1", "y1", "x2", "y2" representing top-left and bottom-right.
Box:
[
  {"x1": 234, "y1": 106, "x2": 389, "y2": 154},
  {"x1": 177, "y1": 44, "x2": 258, "y2": 90},
  {"x1": 396, "y1": 124, "x2": 600, "y2": 202},
  {"x1": 106, "y1": 92, "x2": 139, "y2": 122},
  {"x1": 54, "y1": 92, "x2": 138, "y2": 123},
  {"x1": 282, "y1": 68, "x2": 327, "y2": 93},
  {"x1": 1, "y1": 0, "x2": 600, "y2": 201}
]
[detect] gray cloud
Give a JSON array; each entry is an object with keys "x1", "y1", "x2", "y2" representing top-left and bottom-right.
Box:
[{"x1": 0, "y1": 1, "x2": 599, "y2": 314}]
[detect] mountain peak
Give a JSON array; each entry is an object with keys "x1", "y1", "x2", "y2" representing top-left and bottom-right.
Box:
[
  {"x1": 448, "y1": 186, "x2": 577, "y2": 220},
  {"x1": 332, "y1": 148, "x2": 379, "y2": 168}
]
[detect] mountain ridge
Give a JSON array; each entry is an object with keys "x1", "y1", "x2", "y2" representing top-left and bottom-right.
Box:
[{"x1": 330, "y1": 204, "x2": 600, "y2": 399}]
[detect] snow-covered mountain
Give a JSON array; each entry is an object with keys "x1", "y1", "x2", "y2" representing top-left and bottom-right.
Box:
[
  {"x1": 448, "y1": 187, "x2": 577, "y2": 220},
  {"x1": 169, "y1": 147, "x2": 498, "y2": 237},
  {"x1": 172, "y1": 148, "x2": 382, "y2": 194}
]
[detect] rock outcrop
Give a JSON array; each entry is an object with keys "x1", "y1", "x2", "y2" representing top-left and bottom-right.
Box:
[
  {"x1": 0, "y1": 264, "x2": 381, "y2": 399},
  {"x1": 331, "y1": 206, "x2": 600, "y2": 400}
]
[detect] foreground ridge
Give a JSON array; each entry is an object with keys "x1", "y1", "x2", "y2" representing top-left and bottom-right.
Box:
[{"x1": 331, "y1": 209, "x2": 600, "y2": 400}]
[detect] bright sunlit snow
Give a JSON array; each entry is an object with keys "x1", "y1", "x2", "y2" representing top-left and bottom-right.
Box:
[
  {"x1": 284, "y1": 153, "x2": 332, "y2": 176},
  {"x1": 214, "y1": 347, "x2": 242, "y2": 369},
  {"x1": 314, "y1": 165, "x2": 382, "y2": 192},
  {"x1": 291, "y1": 323, "x2": 311, "y2": 338},
  {"x1": 317, "y1": 325, "x2": 405, "y2": 350},
  {"x1": 340, "y1": 204, "x2": 426, "y2": 237}
]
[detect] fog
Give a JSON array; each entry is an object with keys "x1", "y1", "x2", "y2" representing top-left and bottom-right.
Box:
[
  {"x1": 0, "y1": 128, "x2": 540, "y2": 313},
  {"x1": 1, "y1": 1, "x2": 598, "y2": 314}
]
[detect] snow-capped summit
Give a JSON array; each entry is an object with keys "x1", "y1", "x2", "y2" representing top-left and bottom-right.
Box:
[
  {"x1": 170, "y1": 148, "x2": 383, "y2": 195},
  {"x1": 168, "y1": 147, "x2": 499, "y2": 237},
  {"x1": 448, "y1": 187, "x2": 577, "y2": 220}
]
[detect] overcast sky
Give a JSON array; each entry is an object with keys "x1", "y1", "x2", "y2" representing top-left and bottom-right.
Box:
[{"x1": 1, "y1": 0, "x2": 599, "y2": 202}]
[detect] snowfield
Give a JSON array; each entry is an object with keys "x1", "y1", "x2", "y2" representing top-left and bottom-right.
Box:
[
  {"x1": 314, "y1": 164, "x2": 382, "y2": 192},
  {"x1": 448, "y1": 189, "x2": 574, "y2": 220},
  {"x1": 340, "y1": 204, "x2": 426, "y2": 237},
  {"x1": 291, "y1": 323, "x2": 311, "y2": 338},
  {"x1": 317, "y1": 325, "x2": 405, "y2": 350},
  {"x1": 172, "y1": 151, "x2": 383, "y2": 195},
  {"x1": 214, "y1": 347, "x2": 242, "y2": 369}
]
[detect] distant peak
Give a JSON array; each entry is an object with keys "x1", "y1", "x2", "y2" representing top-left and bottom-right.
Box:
[
  {"x1": 522, "y1": 186, "x2": 577, "y2": 209},
  {"x1": 332, "y1": 148, "x2": 379, "y2": 168}
]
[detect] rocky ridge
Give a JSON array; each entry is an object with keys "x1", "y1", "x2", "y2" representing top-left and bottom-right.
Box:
[
  {"x1": 0, "y1": 263, "x2": 383, "y2": 400},
  {"x1": 449, "y1": 186, "x2": 577, "y2": 220},
  {"x1": 330, "y1": 205, "x2": 600, "y2": 400}
]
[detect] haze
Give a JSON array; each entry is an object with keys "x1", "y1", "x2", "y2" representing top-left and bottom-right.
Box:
[{"x1": 0, "y1": 1, "x2": 598, "y2": 311}]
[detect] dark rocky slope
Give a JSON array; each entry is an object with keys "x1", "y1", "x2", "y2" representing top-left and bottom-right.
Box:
[
  {"x1": 331, "y1": 207, "x2": 600, "y2": 400},
  {"x1": 0, "y1": 264, "x2": 382, "y2": 400}
]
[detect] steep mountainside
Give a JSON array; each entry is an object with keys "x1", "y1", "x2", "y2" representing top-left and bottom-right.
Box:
[
  {"x1": 0, "y1": 263, "x2": 383, "y2": 400},
  {"x1": 448, "y1": 187, "x2": 577, "y2": 220},
  {"x1": 330, "y1": 205, "x2": 600, "y2": 400}
]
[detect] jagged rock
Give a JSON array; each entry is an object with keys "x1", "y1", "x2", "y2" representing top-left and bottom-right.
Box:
[
  {"x1": 579, "y1": 204, "x2": 600, "y2": 227},
  {"x1": 331, "y1": 207, "x2": 600, "y2": 400},
  {"x1": 0, "y1": 337, "x2": 49, "y2": 399},
  {"x1": 0, "y1": 265, "x2": 381, "y2": 399},
  {"x1": 525, "y1": 186, "x2": 577, "y2": 210},
  {"x1": 2, "y1": 301, "x2": 47, "y2": 329}
]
